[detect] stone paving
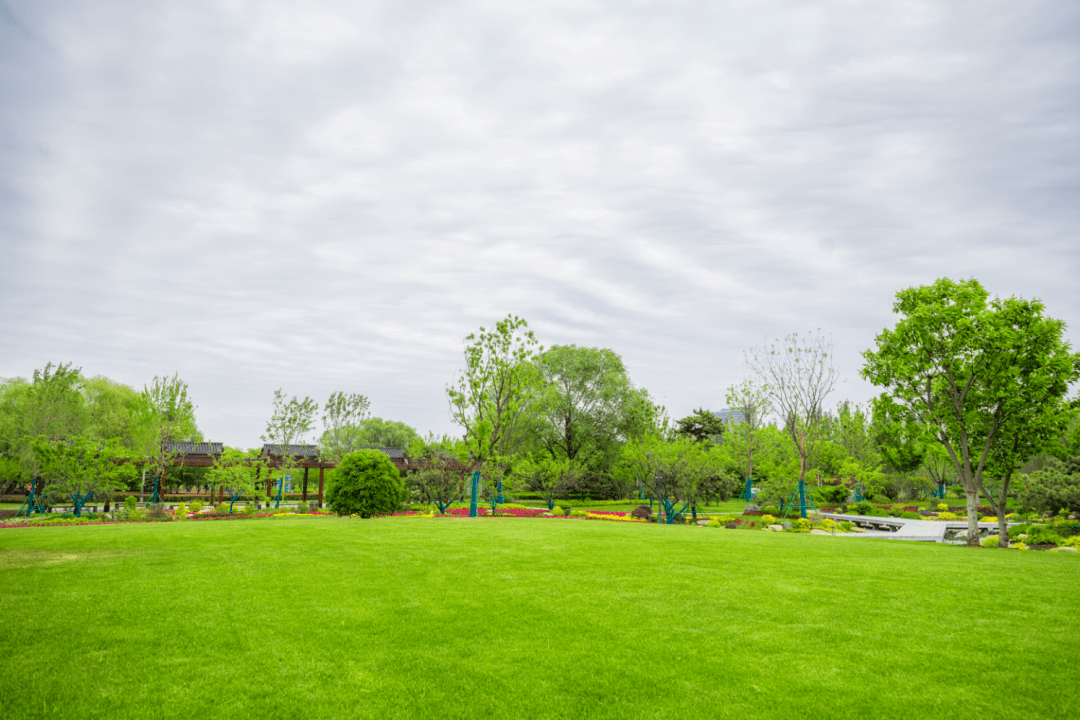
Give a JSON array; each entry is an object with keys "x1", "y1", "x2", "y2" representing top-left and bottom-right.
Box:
[{"x1": 820, "y1": 512, "x2": 1012, "y2": 543}]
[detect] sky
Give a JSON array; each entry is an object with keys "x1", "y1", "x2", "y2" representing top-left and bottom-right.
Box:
[{"x1": 2, "y1": 0, "x2": 1078, "y2": 449}]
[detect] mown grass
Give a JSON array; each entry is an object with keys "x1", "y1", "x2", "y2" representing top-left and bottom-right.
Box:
[{"x1": 1, "y1": 516, "x2": 1077, "y2": 720}]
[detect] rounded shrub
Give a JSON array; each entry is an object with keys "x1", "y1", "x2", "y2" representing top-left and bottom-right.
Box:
[{"x1": 327, "y1": 449, "x2": 404, "y2": 518}]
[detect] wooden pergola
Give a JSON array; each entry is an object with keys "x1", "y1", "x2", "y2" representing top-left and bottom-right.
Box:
[{"x1": 137, "y1": 442, "x2": 410, "y2": 506}]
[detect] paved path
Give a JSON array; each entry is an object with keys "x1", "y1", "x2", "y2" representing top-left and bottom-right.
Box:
[{"x1": 820, "y1": 513, "x2": 1010, "y2": 543}]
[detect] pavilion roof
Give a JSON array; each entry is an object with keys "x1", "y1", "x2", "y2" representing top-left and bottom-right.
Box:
[
  {"x1": 261, "y1": 444, "x2": 321, "y2": 458},
  {"x1": 164, "y1": 441, "x2": 223, "y2": 456}
]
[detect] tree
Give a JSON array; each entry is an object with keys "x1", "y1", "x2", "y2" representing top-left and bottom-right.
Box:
[
  {"x1": 139, "y1": 374, "x2": 199, "y2": 504},
  {"x1": 19, "y1": 363, "x2": 87, "y2": 484},
  {"x1": 326, "y1": 449, "x2": 403, "y2": 517},
  {"x1": 1018, "y1": 459, "x2": 1080, "y2": 515},
  {"x1": 83, "y1": 376, "x2": 145, "y2": 451},
  {"x1": 528, "y1": 345, "x2": 645, "y2": 469},
  {"x1": 746, "y1": 331, "x2": 840, "y2": 516},
  {"x1": 674, "y1": 408, "x2": 725, "y2": 444},
  {"x1": 446, "y1": 315, "x2": 541, "y2": 465},
  {"x1": 872, "y1": 404, "x2": 928, "y2": 501},
  {"x1": 30, "y1": 435, "x2": 131, "y2": 516},
  {"x1": 261, "y1": 389, "x2": 319, "y2": 507},
  {"x1": 207, "y1": 447, "x2": 258, "y2": 513},
  {"x1": 619, "y1": 436, "x2": 720, "y2": 523},
  {"x1": 404, "y1": 434, "x2": 475, "y2": 513},
  {"x1": 861, "y1": 278, "x2": 1080, "y2": 545},
  {"x1": 320, "y1": 391, "x2": 371, "y2": 463},
  {"x1": 724, "y1": 379, "x2": 770, "y2": 500},
  {"x1": 510, "y1": 455, "x2": 580, "y2": 510}
]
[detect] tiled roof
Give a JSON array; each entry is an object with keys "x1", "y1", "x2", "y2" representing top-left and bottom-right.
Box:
[
  {"x1": 261, "y1": 444, "x2": 321, "y2": 458},
  {"x1": 357, "y1": 446, "x2": 406, "y2": 460},
  {"x1": 163, "y1": 441, "x2": 224, "y2": 456}
]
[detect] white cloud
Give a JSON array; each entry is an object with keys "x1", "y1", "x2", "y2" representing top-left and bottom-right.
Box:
[{"x1": 1, "y1": 0, "x2": 1077, "y2": 446}]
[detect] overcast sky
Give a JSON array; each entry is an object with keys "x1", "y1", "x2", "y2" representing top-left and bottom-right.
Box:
[{"x1": 2, "y1": 0, "x2": 1078, "y2": 448}]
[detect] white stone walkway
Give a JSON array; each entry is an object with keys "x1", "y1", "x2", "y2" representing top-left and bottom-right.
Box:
[{"x1": 820, "y1": 512, "x2": 1010, "y2": 543}]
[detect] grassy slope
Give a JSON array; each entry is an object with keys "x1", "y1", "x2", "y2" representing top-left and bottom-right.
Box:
[{"x1": 1, "y1": 517, "x2": 1077, "y2": 720}]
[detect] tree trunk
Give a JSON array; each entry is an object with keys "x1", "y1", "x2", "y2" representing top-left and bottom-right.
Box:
[{"x1": 964, "y1": 485, "x2": 980, "y2": 546}]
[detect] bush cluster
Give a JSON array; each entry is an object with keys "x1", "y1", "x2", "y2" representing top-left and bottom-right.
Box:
[{"x1": 326, "y1": 449, "x2": 403, "y2": 518}]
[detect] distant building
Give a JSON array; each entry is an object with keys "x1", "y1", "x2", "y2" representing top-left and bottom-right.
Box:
[{"x1": 713, "y1": 408, "x2": 745, "y2": 424}]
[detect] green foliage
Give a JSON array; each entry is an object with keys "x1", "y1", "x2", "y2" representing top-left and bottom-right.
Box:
[
  {"x1": 447, "y1": 314, "x2": 542, "y2": 467},
  {"x1": 207, "y1": 447, "x2": 257, "y2": 501},
  {"x1": 124, "y1": 495, "x2": 137, "y2": 512},
  {"x1": 326, "y1": 449, "x2": 403, "y2": 518},
  {"x1": 1011, "y1": 524, "x2": 1064, "y2": 546},
  {"x1": 815, "y1": 484, "x2": 849, "y2": 504},
  {"x1": 527, "y1": 345, "x2": 653, "y2": 471},
  {"x1": 175, "y1": 502, "x2": 187, "y2": 520},
  {"x1": 675, "y1": 408, "x2": 725, "y2": 444},
  {"x1": 320, "y1": 391, "x2": 371, "y2": 462},
  {"x1": 189, "y1": 500, "x2": 203, "y2": 513},
  {"x1": 862, "y1": 277, "x2": 1080, "y2": 542},
  {"x1": 982, "y1": 535, "x2": 1000, "y2": 548},
  {"x1": 618, "y1": 435, "x2": 722, "y2": 511},
  {"x1": 1018, "y1": 460, "x2": 1080, "y2": 515},
  {"x1": 29, "y1": 435, "x2": 130, "y2": 514}
]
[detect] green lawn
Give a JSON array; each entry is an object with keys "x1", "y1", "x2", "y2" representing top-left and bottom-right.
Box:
[{"x1": 1, "y1": 516, "x2": 1077, "y2": 719}]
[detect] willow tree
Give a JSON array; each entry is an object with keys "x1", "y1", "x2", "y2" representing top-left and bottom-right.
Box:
[{"x1": 862, "y1": 278, "x2": 1080, "y2": 546}]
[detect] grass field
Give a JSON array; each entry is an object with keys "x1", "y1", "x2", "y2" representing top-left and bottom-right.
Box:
[{"x1": 2, "y1": 516, "x2": 1078, "y2": 719}]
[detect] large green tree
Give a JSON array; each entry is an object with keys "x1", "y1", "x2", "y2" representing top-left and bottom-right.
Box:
[
  {"x1": 528, "y1": 345, "x2": 647, "y2": 469},
  {"x1": 862, "y1": 278, "x2": 1080, "y2": 545}
]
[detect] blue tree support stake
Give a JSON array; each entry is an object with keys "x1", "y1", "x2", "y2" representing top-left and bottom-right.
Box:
[{"x1": 469, "y1": 471, "x2": 480, "y2": 518}]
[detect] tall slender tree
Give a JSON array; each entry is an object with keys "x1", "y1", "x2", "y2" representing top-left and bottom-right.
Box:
[{"x1": 746, "y1": 331, "x2": 840, "y2": 510}]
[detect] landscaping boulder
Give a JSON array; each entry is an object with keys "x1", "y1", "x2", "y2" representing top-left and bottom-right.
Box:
[
  {"x1": 781, "y1": 521, "x2": 793, "y2": 530},
  {"x1": 768, "y1": 524, "x2": 783, "y2": 532},
  {"x1": 1052, "y1": 546, "x2": 1078, "y2": 553},
  {"x1": 744, "y1": 505, "x2": 760, "y2": 512},
  {"x1": 809, "y1": 529, "x2": 829, "y2": 535},
  {"x1": 630, "y1": 506, "x2": 653, "y2": 520}
]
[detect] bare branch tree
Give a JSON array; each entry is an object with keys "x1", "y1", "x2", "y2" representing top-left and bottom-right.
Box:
[{"x1": 746, "y1": 331, "x2": 840, "y2": 490}]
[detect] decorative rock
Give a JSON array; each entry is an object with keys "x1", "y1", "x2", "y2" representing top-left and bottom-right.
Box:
[
  {"x1": 781, "y1": 521, "x2": 793, "y2": 530},
  {"x1": 809, "y1": 529, "x2": 829, "y2": 535},
  {"x1": 630, "y1": 506, "x2": 653, "y2": 519},
  {"x1": 954, "y1": 530, "x2": 968, "y2": 540},
  {"x1": 696, "y1": 520, "x2": 710, "y2": 526},
  {"x1": 744, "y1": 505, "x2": 760, "y2": 512},
  {"x1": 1018, "y1": 533, "x2": 1028, "y2": 539},
  {"x1": 768, "y1": 524, "x2": 783, "y2": 532},
  {"x1": 1053, "y1": 546, "x2": 1078, "y2": 553}
]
